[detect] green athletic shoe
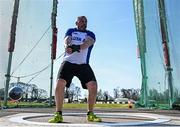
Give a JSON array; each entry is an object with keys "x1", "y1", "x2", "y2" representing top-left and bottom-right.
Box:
[
  {"x1": 87, "y1": 112, "x2": 102, "y2": 122},
  {"x1": 48, "y1": 112, "x2": 63, "y2": 123}
]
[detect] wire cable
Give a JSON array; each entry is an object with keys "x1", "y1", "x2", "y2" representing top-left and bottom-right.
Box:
[
  {"x1": 11, "y1": 52, "x2": 65, "y2": 79},
  {"x1": 11, "y1": 25, "x2": 51, "y2": 76},
  {"x1": 25, "y1": 52, "x2": 65, "y2": 84}
]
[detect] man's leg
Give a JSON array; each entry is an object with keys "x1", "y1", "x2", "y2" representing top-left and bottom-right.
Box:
[
  {"x1": 49, "y1": 79, "x2": 66, "y2": 123},
  {"x1": 55, "y1": 79, "x2": 66, "y2": 112},
  {"x1": 86, "y1": 81, "x2": 97, "y2": 112},
  {"x1": 86, "y1": 81, "x2": 101, "y2": 122}
]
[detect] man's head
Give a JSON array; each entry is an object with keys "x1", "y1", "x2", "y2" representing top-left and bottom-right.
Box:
[{"x1": 76, "y1": 16, "x2": 87, "y2": 31}]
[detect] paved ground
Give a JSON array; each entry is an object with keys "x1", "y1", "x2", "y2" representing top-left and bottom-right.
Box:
[{"x1": 0, "y1": 108, "x2": 180, "y2": 126}]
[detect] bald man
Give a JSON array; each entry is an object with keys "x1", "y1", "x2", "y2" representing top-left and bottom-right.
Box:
[{"x1": 49, "y1": 16, "x2": 101, "y2": 123}]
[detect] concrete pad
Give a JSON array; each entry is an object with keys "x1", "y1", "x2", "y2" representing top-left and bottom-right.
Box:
[{"x1": 0, "y1": 112, "x2": 172, "y2": 127}]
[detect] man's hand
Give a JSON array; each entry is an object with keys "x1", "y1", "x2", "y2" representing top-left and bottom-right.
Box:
[{"x1": 66, "y1": 44, "x2": 80, "y2": 53}]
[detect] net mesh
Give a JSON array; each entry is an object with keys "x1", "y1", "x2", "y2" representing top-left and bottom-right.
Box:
[
  {"x1": 134, "y1": 0, "x2": 180, "y2": 109},
  {"x1": 0, "y1": 0, "x2": 53, "y2": 104}
]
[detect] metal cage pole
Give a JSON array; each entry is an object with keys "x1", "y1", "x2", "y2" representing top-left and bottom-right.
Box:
[
  {"x1": 3, "y1": 0, "x2": 20, "y2": 107},
  {"x1": 158, "y1": 0, "x2": 173, "y2": 108},
  {"x1": 50, "y1": 0, "x2": 58, "y2": 106}
]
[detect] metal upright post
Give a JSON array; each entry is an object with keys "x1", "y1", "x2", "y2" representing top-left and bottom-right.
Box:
[
  {"x1": 49, "y1": 0, "x2": 58, "y2": 106},
  {"x1": 158, "y1": 0, "x2": 173, "y2": 108},
  {"x1": 49, "y1": 58, "x2": 54, "y2": 106},
  {"x1": 3, "y1": 0, "x2": 20, "y2": 107},
  {"x1": 4, "y1": 52, "x2": 13, "y2": 107}
]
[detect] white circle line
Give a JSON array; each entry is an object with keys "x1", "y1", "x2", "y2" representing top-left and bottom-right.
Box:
[{"x1": 9, "y1": 113, "x2": 171, "y2": 126}]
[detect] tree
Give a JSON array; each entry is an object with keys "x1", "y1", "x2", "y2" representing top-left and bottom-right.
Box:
[
  {"x1": 97, "y1": 89, "x2": 104, "y2": 101},
  {"x1": 113, "y1": 87, "x2": 121, "y2": 98},
  {"x1": 31, "y1": 84, "x2": 38, "y2": 100},
  {"x1": 74, "y1": 86, "x2": 81, "y2": 101},
  {"x1": 103, "y1": 91, "x2": 109, "y2": 103},
  {"x1": 131, "y1": 88, "x2": 140, "y2": 101},
  {"x1": 65, "y1": 83, "x2": 76, "y2": 103},
  {"x1": 121, "y1": 88, "x2": 140, "y2": 101},
  {"x1": 121, "y1": 88, "x2": 130, "y2": 98},
  {"x1": 149, "y1": 88, "x2": 159, "y2": 100},
  {"x1": 37, "y1": 88, "x2": 48, "y2": 99}
]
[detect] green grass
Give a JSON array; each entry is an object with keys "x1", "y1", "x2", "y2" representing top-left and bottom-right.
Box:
[
  {"x1": 95, "y1": 103, "x2": 131, "y2": 109},
  {"x1": 2, "y1": 101, "x2": 133, "y2": 109},
  {"x1": 62, "y1": 103, "x2": 132, "y2": 109},
  {"x1": 5, "y1": 101, "x2": 49, "y2": 108}
]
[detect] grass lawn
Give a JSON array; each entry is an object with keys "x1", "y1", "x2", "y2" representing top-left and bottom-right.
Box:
[
  {"x1": 1, "y1": 101, "x2": 133, "y2": 109},
  {"x1": 64, "y1": 103, "x2": 131, "y2": 109}
]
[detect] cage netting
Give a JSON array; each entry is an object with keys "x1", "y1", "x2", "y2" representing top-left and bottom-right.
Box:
[
  {"x1": 0, "y1": 0, "x2": 54, "y2": 106},
  {"x1": 133, "y1": 0, "x2": 180, "y2": 109}
]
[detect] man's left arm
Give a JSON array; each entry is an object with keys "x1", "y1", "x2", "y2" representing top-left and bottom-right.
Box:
[
  {"x1": 68, "y1": 31, "x2": 95, "y2": 53},
  {"x1": 80, "y1": 36, "x2": 95, "y2": 50}
]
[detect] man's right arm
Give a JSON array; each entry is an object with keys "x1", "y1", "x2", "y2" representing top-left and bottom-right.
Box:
[
  {"x1": 64, "y1": 36, "x2": 72, "y2": 47},
  {"x1": 64, "y1": 36, "x2": 74, "y2": 54}
]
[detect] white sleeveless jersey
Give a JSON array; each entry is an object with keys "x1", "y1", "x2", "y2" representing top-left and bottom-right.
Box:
[{"x1": 63, "y1": 28, "x2": 96, "y2": 64}]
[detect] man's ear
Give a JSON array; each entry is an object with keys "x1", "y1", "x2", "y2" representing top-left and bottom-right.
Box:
[{"x1": 75, "y1": 21, "x2": 78, "y2": 26}]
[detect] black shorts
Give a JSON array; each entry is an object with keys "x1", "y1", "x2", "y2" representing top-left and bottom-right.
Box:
[{"x1": 57, "y1": 61, "x2": 96, "y2": 89}]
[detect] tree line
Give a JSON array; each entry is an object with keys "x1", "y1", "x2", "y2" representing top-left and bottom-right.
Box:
[{"x1": 0, "y1": 82, "x2": 140, "y2": 103}]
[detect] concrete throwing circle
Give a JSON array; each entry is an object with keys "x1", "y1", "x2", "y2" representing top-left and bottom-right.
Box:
[{"x1": 9, "y1": 112, "x2": 171, "y2": 126}]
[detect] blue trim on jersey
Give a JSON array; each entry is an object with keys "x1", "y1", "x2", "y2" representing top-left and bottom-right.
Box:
[
  {"x1": 65, "y1": 28, "x2": 96, "y2": 41},
  {"x1": 86, "y1": 45, "x2": 94, "y2": 63},
  {"x1": 86, "y1": 30, "x2": 96, "y2": 41},
  {"x1": 65, "y1": 28, "x2": 75, "y2": 37}
]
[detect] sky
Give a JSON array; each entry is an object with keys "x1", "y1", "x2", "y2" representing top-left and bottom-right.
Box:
[
  {"x1": 0, "y1": 0, "x2": 141, "y2": 98},
  {"x1": 55, "y1": 0, "x2": 142, "y2": 96}
]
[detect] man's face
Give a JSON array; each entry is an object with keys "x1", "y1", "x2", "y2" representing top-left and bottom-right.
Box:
[{"x1": 76, "y1": 17, "x2": 87, "y2": 31}]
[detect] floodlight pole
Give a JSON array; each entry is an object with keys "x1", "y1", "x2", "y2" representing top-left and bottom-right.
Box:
[{"x1": 3, "y1": 0, "x2": 20, "y2": 107}]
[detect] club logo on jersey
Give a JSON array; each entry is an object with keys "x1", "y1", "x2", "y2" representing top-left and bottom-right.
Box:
[{"x1": 72, "y1": 36, "x2": 82, "y2": 41}]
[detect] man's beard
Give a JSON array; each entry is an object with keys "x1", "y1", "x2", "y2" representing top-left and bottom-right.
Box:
[{"x1": 80, "y1": 25, "x2": 87, "y2": 30}]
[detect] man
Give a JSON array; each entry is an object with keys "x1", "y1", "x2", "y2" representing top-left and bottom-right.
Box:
[{"x1": 49, "y1": 16, "x2": 101, "y2": 123}]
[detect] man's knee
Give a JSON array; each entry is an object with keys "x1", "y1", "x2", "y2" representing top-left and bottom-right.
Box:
[
  {"x1": 86, "y1": 81, "x2": 97, "y2": 90},
  {"x1": 56, "y1": 79, "x2": 66, "y2": 88}
]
